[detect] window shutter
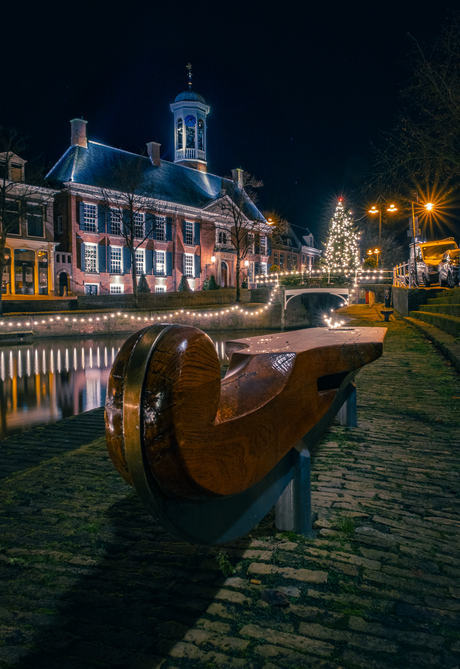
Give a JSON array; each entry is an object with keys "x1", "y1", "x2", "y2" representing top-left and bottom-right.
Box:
[
  {"x1": 166, "y1": 217, "x2": 172, "y2": 241},
  {"x1": 122, "y1": 210, "x2": 130, "y2": 236},
  {"x1": 194, "y1": 222, "x2": 201, "y2": 245},
  {"x1": 255, "y1": 262, "x2": 260, "y2": 275},
  {"x1": 79, "y1": 202, "x2": 85, "y2": 230},
  {"x1": 98, "y1": 206, "x2": 105, "y2": 233},
  {"x1": 182, "y1": 220, "x2": 186, "y2": 243},
  {"x1": 166, "y1": 252, "x2": 173, "y2": 276},
  {"x1": 123, "y1": 247, "x2": 131, "y2": 272},
  {"x1": 98, "y1": 245, "x2": 106, "y2": 273},
  {"x1": 80, "y1": 243, "x2": 86, "y2": 271},
  {"x1": 145, "y1": 249, "x2": 153, "y2": 274},
  {"x1": 194, "y1": 254, "x2": 201, "y2": 278},
  {"x1": 107, "y1": 246, "x2": 112, "y2": 272}
]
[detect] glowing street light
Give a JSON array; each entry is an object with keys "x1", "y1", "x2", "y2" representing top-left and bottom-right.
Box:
[{"x1": 368, "y1": 203, "x2": 398, "y2": 245}]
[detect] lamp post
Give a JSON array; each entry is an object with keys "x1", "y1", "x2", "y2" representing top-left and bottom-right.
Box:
[
  {"x1": 368, "y1": 203, "x2": 398, "y2": 246},
  {"x1": 367, "y1": 248, "x2": 380, "y2": 267},
  {"x1": 409, "y1": 200, "x2": 435, "y2": 288}
]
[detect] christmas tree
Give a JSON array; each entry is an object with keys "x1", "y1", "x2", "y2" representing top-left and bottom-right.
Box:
[{"x1": 324, "y1": 199, "x2": 360, "y2": 270}]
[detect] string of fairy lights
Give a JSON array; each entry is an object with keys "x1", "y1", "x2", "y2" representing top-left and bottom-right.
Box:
[{"x1": 0, "y1": 286, "x2": 281, "y2": 332}]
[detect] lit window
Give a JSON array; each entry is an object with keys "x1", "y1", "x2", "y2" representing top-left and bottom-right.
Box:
[
  {"x1": 135, "y1": 248, "x2": 145, "y2": 274},
  {"x1": 155, "y1": 217, "x2": 165, "y2": 241},
  {"x1": 260, "y1": 262, "x2": 267, "y2": 275},
  {"x1": 110, "y1": 246, "x2": 122, "y2": 274},
  {"x1": 134, "y1": 212, "x2": 144, "y2": 239},
  {"x1": 248, "y1": 233, "x2": 255, "y2": 253},
  {"x1": 110, "y1": 210, "x2": 122, "y2": 236},
  {"x1": 155, "y1": 285, "x2": 166, "y2": 293},
  {"x1": 83, "y1": 203, "x2": 97, "y2": 233},
  {"x1": 260, "y1": 235, "x2": 267, "y2": 254},
  {"x1": 279, "y1": 254, "x2": 284, "y2": 268},
  {"x1": 184, "y1": 221, "x2": 194, "y2": 246},
  {"x1": 248, "y1": 262, "x2": 254, "y2": 281},
  {"x1": 155, "y1": 250, "x2": 165, "y2": 275},
  {"x1": 85, "y1": 243, "x2": 98, "y2": 273},
  {"x1": 184, "y1": 253, "x2": 194, "y2": 277},
  {"x1": 110, "y1": 284, "x2": 124, "y2": 294}
]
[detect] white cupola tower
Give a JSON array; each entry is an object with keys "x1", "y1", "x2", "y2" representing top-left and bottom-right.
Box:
[{"x1": 170, "y1": 64, "x2": 210, "y2": 172}]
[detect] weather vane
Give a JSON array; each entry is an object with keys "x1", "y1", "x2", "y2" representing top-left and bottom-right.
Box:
[{"x1": 186, "y1": 63, "x2": 192, "y2": 91}]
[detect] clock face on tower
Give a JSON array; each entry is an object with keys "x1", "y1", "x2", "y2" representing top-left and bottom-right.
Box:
[{"x1": 184, "y1": 115, "x2": 196, "y2": 128}]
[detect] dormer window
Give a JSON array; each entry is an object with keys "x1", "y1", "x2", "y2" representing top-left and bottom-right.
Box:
[{"x1": 218, "y1": 231, "x2": 227, "y2": 245}]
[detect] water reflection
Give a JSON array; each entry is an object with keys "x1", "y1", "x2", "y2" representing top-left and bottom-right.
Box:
[{"x1": 0, "y1": 329, "x2": 273, "y2": 440}]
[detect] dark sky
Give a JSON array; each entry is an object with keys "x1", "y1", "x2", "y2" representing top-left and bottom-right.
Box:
[{"x1": 1, "y1": 1, "x2": 455, "y2": 241}]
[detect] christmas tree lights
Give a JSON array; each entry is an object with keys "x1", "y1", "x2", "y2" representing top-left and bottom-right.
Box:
[{"x1": 324, "y1": 199, "x2": 360, "y2": 270}]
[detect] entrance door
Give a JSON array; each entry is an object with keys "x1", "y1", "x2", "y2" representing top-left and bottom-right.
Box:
[
  {"x1": 221, "y1": 261, "x2": 228, "y2": 288},
  {"x1": 59, "y1": 272, "x2": 69, "y2": 296}
]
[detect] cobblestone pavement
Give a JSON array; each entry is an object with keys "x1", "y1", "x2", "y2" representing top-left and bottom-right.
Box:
[{"x1": 0, "y1": 317, "x2": 460, "y2": 669}]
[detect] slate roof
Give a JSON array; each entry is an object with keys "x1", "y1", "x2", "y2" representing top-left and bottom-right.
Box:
[{"x1": 46, "y1": 141, "x2": 262, "y2": 221}]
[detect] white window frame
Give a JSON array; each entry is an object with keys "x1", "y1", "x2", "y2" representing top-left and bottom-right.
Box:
[
  {"x1": 155, "y1": 250, "x2": 166, "y2": 275},
  {"x1": 135, "y1": 248, "x2": 145, "y2": 274},
  {"x1": 155, "y1": 216, "x2": 166, "y2": 241},
  {"x1": 184, "y1": 253, "x2": 194, "y2": 277},
  {"x1": 185, "y1": 220, "x2": 194, "y2": 246},
  {"x1": 110, "y1": 246, "x2": 122, "y2": 274},
  {"x1": 110, "y1": 284, "x2": 124, "y2": 294},
  {"x1": 83, "y1": 203, "x2": 97, "y2": 233},
  {"x1": 260, "y1": 262, "x2": 268, "y2": 276},
  {"x1": 134, "y1": 212, "x2": 145, "y2": 239},
  {"x1": 247, "y1": 232, "x2": 255, "y2": 254},
  {"x1": 110, "y1": 209, "x2": 122, "y2": 236},
  {"x1": 260, "y1": 235, "x2": 267, "y2": 255},
  {"x1": 85, "y1": 243, "x2": 98, "y2": 273},
  {"x1": 155, "y1": 285, "x2": 166, "y2": 293}
]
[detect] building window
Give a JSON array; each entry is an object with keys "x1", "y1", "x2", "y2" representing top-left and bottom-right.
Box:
[
  {"x1": 110, "y1": 210, "x2": 122, "y2": 236},
  {"x1": 27, "y1": 204, "x2": 44, "y2": 237},
  {"x1": 218, "y1": 231, "x2": 227, "y2": 245},
  {"x1": 155, "y1": 216, "x2": 165, "y2": 241},
  {"x1": 4, "y1": 201, "x2": 20, "y2": 235},
  {"x1": 279, "y1": 254, "x2": 284, "y2": 268},
  {"x1": 184, "y1": 221, "x2": 194, "y2": 245},
  {"x1": 184, "y1": 253, "x2": 194, "y2": 277},
  {"x1": 247, "y1": 233, "x2": 255, "y2": 253},
  {"x1": 57, "y1": 215, "x2": 63, "y2": 235},
  {"x1": 135, "y1": 248, "x2": 145, "y2": 274},
  {"x1": 85, "y1": 243, "x2": 98, "y2": 273},
  {"x1": 110, "y1": 284, "x2": 124, "y2": 294},
  {"x1": 110, "y1": 246, "x2": 122, "y2": 274},
  {"x1": 260, "y1": 235, "x2": 267, "y2": 255},
  {"x1": 83, "y1": 203, "x2": 97, "y2": 233},
  {"x1": 155, "y1": 285, "x2": 166, "y2": 293},
  {"x1": 67, "y1": 255, "x2": 71, "y2": 263},
  {"x1": 274, "y1": 252, "x2": 278, "y2": 266},
  {"x1": 155, "y1": 250, "x2": 165, "y2": 275},
  {"x1": 134, "y1": 212, "x2": 144, "y2": 239},
  {"x1": 177, "y1": 118, "x2": 183, "y2": 150},
  {"x1": 198, "y1": 119, "x2": 204, "y2": 151},
  {"x1": 85, "y1": 284, "x2": 98, "y2": 295},
  {"x1": 248, "y1": 262, "x2": 254, "y2": 282},
  {"x1": 260, "y1": 262, "x2": 267, "y2": 275}
]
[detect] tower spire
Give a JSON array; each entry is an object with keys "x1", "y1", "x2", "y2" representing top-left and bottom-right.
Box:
[{"x1": 186, "y1": 63, "x2": 192, "y2": 91}]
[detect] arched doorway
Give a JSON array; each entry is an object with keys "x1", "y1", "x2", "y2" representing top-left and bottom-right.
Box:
[
  {"x1": 221, "y1": 261, "x2": 228, "y2": 288},
  {"x1": 59, "y1": 272, "x2": 69, "y2": 296}
]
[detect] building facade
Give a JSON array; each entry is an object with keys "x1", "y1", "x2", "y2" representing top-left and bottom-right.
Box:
[
  {"x1": 1, "y1": 153, "x2": 57, "y2": 298},
  {"x1": 47, "y1": 88, "x2": 270, "y2": 296}
]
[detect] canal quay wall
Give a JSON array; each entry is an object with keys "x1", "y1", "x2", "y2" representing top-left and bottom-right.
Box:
[{"x1": 0, "y1": 309, "x2": 460, "y2": 668}]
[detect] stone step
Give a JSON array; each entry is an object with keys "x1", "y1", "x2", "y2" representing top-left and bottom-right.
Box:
[
  {"x1": 408, "y1": 309, "x2": 460, "y2": 338},
  {"x1": 426, "y1": 287, "x2": 460, "y2": 305}
]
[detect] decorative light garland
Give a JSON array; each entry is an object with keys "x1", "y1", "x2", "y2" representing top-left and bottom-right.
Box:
[{"x1": 0, "y1": 287, "x2": 280, "y2": 333}]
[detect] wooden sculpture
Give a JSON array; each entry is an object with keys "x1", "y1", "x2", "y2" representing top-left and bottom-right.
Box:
[{"x1": 105, "y1": 324, "x2": 385, "y2": 544}]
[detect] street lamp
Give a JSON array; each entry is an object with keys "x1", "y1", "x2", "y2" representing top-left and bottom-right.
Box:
[
  {"x1": 367, "y1": 248, "x2": 380, "y2": 266},
  {"x1": 409, "y1": 200, "x2": 435, "y2": 288},
  {"x1": 368, "y1": 203, "x2": 398, "y2": 245}
]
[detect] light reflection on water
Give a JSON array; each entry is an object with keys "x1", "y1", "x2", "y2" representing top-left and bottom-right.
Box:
[{"x1": 0, "y1": 329, "x2": 274, "y2": 439}]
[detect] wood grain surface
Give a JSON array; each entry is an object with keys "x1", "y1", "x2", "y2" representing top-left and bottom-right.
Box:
[{"x1": 105, "y1": 325, "x2": 386, "y2": 499}]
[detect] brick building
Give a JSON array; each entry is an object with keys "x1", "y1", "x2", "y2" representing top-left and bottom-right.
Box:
[
  {"x1": 46, "y1": 87, "x2": 270, "y2": 296},
  {"x1": 1, "y1": 153, "x2": 57, "y2": 298}
]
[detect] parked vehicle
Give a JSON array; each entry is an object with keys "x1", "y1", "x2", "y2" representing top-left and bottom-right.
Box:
[
  {"x1": 409, "y1": 238, "x2": 459, "y2": 286},
  {"x1": 438, "y1": 248, "x2": 460, "y2": 288}
]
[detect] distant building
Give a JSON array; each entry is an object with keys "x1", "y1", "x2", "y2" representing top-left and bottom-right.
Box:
[
  {"x1": 300, "y1": 229, "x2": 322, "y2": 270},
  {"x1": 0, "y1": 153, "x2": 56, "y2": 298},
  {"x1": 46, "y1": 87, "x2": 270, "y2": 295}
]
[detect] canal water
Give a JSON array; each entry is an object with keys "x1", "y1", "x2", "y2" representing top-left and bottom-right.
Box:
[{"x1": 0, "y1": 329, "x2": 277, "y2": 439}]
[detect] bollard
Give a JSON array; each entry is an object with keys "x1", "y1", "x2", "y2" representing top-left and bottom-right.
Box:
[{"x1": 275, "y1": 444, "x2": 312, "y2": 535}]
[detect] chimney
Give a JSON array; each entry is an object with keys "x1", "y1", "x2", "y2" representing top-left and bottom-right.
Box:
[
  {"x1": 232, "y1": 168, "x2": 244, "y2": 189},
  {"x1": 146, "y1": 141, "x2": 161, "y2": 167},
  {"x1": 70, "y1": 118, "x2": 88, "y2": 148}
]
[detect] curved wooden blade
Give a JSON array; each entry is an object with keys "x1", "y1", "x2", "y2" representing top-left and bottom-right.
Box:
[{"x1": 105, "y1": 325, "x2": 385, "y2": 501}]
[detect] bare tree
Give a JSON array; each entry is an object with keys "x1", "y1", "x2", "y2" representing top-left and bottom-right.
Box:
[
  {"x1": 215, "y1": 171, "x2": 264, "y2": 302},
  {"x1": 97, "y1": 154, "x2": 164, "y2": 307},
  {"x1": 0, "y1": 127, "x2": 52, "y2": 316},
  {"x1": 371, "y1": 11, "x2": 460, "y2": 196}
]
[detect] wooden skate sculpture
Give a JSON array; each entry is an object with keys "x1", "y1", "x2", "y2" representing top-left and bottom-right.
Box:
[{"x1": 105, "y1": 324, "x2": 385, "y2": 544}]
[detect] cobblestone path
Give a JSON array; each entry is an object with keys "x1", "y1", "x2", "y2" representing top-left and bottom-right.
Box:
[{"x1": 0, "y1": 318, "x2": 459, "y2": 669}]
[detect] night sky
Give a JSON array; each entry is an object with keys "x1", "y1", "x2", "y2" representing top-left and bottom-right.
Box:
[{"x1": 1, "y1": 1, "x2": 456, "y2": 241}]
